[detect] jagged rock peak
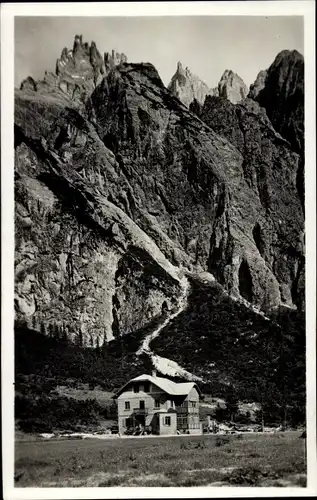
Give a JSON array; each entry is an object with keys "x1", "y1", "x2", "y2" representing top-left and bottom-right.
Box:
[
  {"x1": 176, "y1": 61, "x2": 185, "y2": 74},
  {"x1": 168, "y1": 61, "x2": 218, "y2": 107},
  {"x1": 19, "y1": 34, "x2": 128, "y2": 106},
  {"x1": 53, "y1": 35, "x2": 105, "y2": 97},
  {"x1": 60, "y1": 36, "x2": 126, "y2": 70},
  {"x1": 55, "y1": 35, "x2": 127, "y2": 82},
  {"x1": 218, "y1": 69, "x2": 248, "y2": 104}
]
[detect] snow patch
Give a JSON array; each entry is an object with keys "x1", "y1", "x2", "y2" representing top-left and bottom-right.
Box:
[{"x1": 151, "y1": 354, "x2": 203, "y2": 382}]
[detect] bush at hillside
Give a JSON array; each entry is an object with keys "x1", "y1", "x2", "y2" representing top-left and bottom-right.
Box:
[{"x1": 15, "y1": 392, "x2": 108, "y2": 433}]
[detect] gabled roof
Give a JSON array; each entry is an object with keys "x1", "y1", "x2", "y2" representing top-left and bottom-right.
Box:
[{"x1": 114, "y1": 373, "x2": 201, "y2": 398}]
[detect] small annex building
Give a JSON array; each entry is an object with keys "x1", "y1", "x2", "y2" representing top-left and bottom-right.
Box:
[{"x1": 114, "y1": 371, "x2": 202, "y2": 436}]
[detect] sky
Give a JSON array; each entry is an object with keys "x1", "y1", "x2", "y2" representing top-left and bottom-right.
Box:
[{"x1": 15, "y1": 16, "x2": 304, "y2": 89}]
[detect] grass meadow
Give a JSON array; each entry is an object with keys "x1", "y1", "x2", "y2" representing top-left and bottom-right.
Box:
[{"x1": 15, "y1": 431, "x2": 306, "y2": 487}]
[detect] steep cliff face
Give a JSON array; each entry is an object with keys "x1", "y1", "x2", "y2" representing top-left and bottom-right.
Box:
[
  {"x1": 15, "y1": 124, "x2": 181, "y2": 346},
  {"x1": 200, "y1": 96, "x2": 304, "y2": 309},
  {"x1": 249, "y1": 50, "x2": 304, "y2": 208},
  {"x1": 168, "y1": 62, "x2": 218, "y2": 107},
  {"x1": 249, "y1": 50, "x2": 304, "y2": 156},
  {"x1": 15, "y1": 43, "x2": 305, "y2": 349}
]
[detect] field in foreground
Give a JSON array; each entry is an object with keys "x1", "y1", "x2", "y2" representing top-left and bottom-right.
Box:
[{"x1": 15, "y1": 431, "x2": 306, "y2": 487}]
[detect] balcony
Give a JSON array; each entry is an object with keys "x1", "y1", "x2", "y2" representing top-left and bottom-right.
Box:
[{"x1": 132, "y1": 407, "x2": 149, "y2": 415}]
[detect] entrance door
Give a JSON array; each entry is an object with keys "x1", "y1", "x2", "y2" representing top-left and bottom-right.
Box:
[
  {"x1": 136, "y1": 415, "x2": 146, "y2": 427},
  {"x1": 126, "y1": 417, "x2": 133, "y2": 429}
]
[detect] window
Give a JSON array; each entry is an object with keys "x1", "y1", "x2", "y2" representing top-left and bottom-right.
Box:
[
  {"x1": 125, "y1": 401, "x2": 130, "y2": 410},
  {"x1": 155, "y1": 400, "x2": 160, "y2": 408},
  {"x1": 139, "y1": 400, "x2": 145, "y2": 409},
  {"x1": 144, "y1": 382, "x2": 150, "y2": 392},
  {"x1": 133, "y1": 384, "x2": 139, "y2": 393},
  {"x1": 164, "y1": 416, "x2": 171, "y2": 426}
]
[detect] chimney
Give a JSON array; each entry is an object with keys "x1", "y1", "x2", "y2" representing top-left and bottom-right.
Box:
[{"x1": 152, "y1": 370, "x2": 157, "y2": 377}]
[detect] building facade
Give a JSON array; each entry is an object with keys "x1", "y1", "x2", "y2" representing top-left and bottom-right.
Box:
[{"x1": 114, "y1": 371, "x2": 202, "y2": 435}]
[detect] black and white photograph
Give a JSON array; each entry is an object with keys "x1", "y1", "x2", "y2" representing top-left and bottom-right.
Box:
[{"x1": 1, "y1": 1, "x2": 316, "y2": 497}]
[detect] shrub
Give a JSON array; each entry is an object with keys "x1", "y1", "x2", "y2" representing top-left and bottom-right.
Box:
[
  {"x1": 295, "y1": 475, "x2": 307, "y2": 487},
  {"x1": 16, "y1": 393, "x2": 105, "y2": 433},
  {"x1": 224, "y1": 467, "x2": 279, "y2": 485},
  {"x1": 19, "y1": 418, "x2": 52, "y2": 434},
  {"x1": 215, "y1": 437, "x2": 229, "y2": 447},
  {"x1": 98, "y1": 476, "x2": 123, "y2": 487}
]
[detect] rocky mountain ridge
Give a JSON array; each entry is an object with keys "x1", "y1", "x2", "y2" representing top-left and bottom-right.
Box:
[
  {"x1": 15, "y1": 36, "x2": 305, "y2": 363},
  {"x1": 20, "y1": 34, "x2": 127, "y2": 108}
]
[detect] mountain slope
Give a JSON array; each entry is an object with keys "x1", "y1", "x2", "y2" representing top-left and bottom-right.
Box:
[
  {"x1": 150, "y1": 275, "x2": 305, "y2": 410},
  {"x1": 14, "y1": 37, "x2": 305, "y2": 417},
  {"x1": 88, "y1": 61, "x2": 303, "y2": 310},
  {"x1": 15, "y1": 47, "x2": 305, "y2": 346}
]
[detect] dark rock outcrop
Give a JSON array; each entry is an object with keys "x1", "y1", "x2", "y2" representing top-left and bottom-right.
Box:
[
  {"x1": 189, "y1": 98, "x2": 203, "y2": 117},
  {"x1": 249, "y1": 50, "x2": 304, "y2": 156},
  {"x1": 248, "y1": 69, "x2": 267, "y2": 100},
  {"x1": 249, "y1": 50, "x2": 304, "y2": 208}
]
